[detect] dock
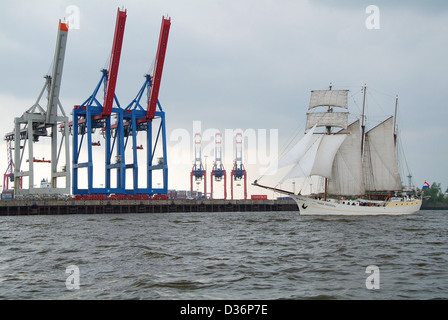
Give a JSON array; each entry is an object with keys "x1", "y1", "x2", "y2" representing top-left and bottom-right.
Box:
[{"x1": 0, "y1": 199, "x2": 298, "y2": 216}]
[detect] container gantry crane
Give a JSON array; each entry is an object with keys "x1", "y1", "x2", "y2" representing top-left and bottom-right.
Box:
[
  {"x1": 2, "y1": 140, "x2": 22, "y2": 193},
  {"x1": 210, "y1": 133, "x2": 226, "y2": 199},
  {"x1": 191, "y1": 133, "x2": 206, "y2": 197},
  {"x1": 4, "y1": 20, "x2": 70, "y2": 196},
  {"x1": 231, "y1": 132, "x2": 247, "y2": 200},
  {"x1": 72, "y1": 8, "x2": 127, "y2": 195},
  {"x1": 123, "y1": 16, "x2": 170, "y2": 196}
]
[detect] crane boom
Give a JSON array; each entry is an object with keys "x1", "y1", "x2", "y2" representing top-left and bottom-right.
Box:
[
  {"x1": 99, "y1": 8, "x2": 127, "y2": 119},
  {"x1": 145, "y1": 16, "x2": 171, "y2": 121},
  {"x1": 45, "y1": 21, "x2": 69, "y2": 124}
]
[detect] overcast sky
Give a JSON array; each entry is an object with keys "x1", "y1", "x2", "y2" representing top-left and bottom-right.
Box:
[{"x1": 1, "y1": 0, "x2": 447, "y2": 197}]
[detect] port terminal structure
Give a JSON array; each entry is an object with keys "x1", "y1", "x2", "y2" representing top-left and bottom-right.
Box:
[
  {"x1": 190, "y1": 131, "x2": 249, "y2": 200},
  {"x1": 191, "y1": 133, "x2": 207, "y2": 197},
  {"x1": 2, "y1": 8, "x2": 170, "y2": 199},
  {"x1": 4, "y1": 21, "x2": 71, "y2": 197},
  {"x1": 210, "y1": 133, "x2": 226, "y2": 199},
  {"x1": 231, "y1": 132, "x2": 247, "y2": 200},
  {"x1": 71, "y1": 8, "x2": 170, "y2": 196},
  {"x1": 2, "y1": 8, "x2": 256, "y2": 202}
]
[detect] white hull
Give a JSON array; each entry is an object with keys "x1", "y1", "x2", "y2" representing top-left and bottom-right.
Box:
[{"x1": 292, "y1": 195, "x2": 422, "y2": 216}]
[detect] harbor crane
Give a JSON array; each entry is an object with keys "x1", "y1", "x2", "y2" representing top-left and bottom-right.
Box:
[
  {"x1": 4, "y1": 20, "x2": 70, "y2": 196},
  {"x1": 123, "y1": 16, "x2": 170, "y2": 195},
  {"x1": 191, "y1": 133, "x2": 206, "y2": 197},
  {"x1": 138, "y1": 16, "x2": 171, "y2": 123},
  {"x1": 72, "y1": 8, "x2": 127, "y2": 195},
  {"x1": 210, "y1": 133, "x2": 226, "y2": 199},
  {"x1": 72, "y1": 9, "x2": 170, "y2": 196},
  {"x1": 231, "y1": 132, "x2": 247, "y2": 199},
  {"x1": 2, "y1": 140, "x2": 22, "y2": 193}
]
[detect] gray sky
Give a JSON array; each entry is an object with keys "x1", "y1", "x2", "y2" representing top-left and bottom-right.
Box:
[{"x1": 1, "y1": 0, "x2": 447, "y2": 197}]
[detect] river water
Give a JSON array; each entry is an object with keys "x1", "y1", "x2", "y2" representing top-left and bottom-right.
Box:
[{"x1": 0, "y1": 210, "x2": 447, "y2": 300}]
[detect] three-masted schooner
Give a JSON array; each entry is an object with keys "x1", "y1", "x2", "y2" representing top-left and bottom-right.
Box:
[{"x1": 254, "y1": 85, "x2": 422, "y2": 215}]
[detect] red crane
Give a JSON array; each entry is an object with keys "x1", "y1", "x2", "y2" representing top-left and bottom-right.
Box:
[
  {"x1": 141, "y1": 16, "x2": 171, "y2": 122},
  {"x1": 94, "y1": 8, "x2": 127, "y2": 120}
]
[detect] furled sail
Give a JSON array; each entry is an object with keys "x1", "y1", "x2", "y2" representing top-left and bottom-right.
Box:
[
  {"x1": 308, "y1": 90, "x2": 349, "y2": 110},
  {"x1": 327, "y1": 120, "x2": 365, "y2": 196},
  {"x1": 362, "y1": 117, "x2": 402, "y2": 191}
]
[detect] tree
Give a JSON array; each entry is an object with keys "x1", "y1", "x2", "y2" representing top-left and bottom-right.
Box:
[{"x1": 423, "y1": 182, "x2": 447, "y2": 204}]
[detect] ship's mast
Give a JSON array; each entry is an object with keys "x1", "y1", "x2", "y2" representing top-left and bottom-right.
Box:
[
  {"x1": 393, "y1": 95, "x2": 398, "y2": 146},
  {"x1": 323, "y1": 84, "x2": 333, "y2": 201},
  {"x1": 361, "y1": 84, "x2": 367, "y2": 158},
  {"x1": 302, "y1": 84, "x2": 349, "y2": 199}
]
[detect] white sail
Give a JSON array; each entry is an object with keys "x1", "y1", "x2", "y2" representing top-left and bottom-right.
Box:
[
  {"x1": 276, "y1": 125, "x2": 317, "y2": 170},
  {"x1": 281, "y1": 134, "x2": 346, "y2": 182},
  {"x1": 262, "y1": 125, "x2": 317, "y2": 176},
  {"x1": 327, "y1": 120, "x2": 365, "y2": 196},
  {"x1": 306, "y1": 111, "x2": 349, "y2": 130},
  {"x1": 308, "y1": 90, "x2": 349, "y2": 110},
  {"x1": 363, "y1": 117, "x2": 402, "y2": 191},
  {"x1": 281, "y1": 135, "x2": 323, "y2": 182},
  {"x1": 311, "y1": 134, "x2": 347, "y2": 178}
]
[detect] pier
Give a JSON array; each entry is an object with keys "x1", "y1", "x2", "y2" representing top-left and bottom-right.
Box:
[{"x1": 0, "y1": 199, "x2": 298, "y2": 216}]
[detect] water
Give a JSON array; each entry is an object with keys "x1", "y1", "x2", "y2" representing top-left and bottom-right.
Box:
[{"x1": 0, "y1": 210, "x2": 447, "y2": 300}]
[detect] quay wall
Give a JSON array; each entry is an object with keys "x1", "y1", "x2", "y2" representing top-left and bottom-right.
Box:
[{"x1": 0, "y1": 199, "x2": 298, "y2": 216}]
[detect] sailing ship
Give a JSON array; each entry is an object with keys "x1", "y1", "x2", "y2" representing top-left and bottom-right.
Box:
[{"x1": 254, "y1": 85, "x2": 422, "y2": 215}]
